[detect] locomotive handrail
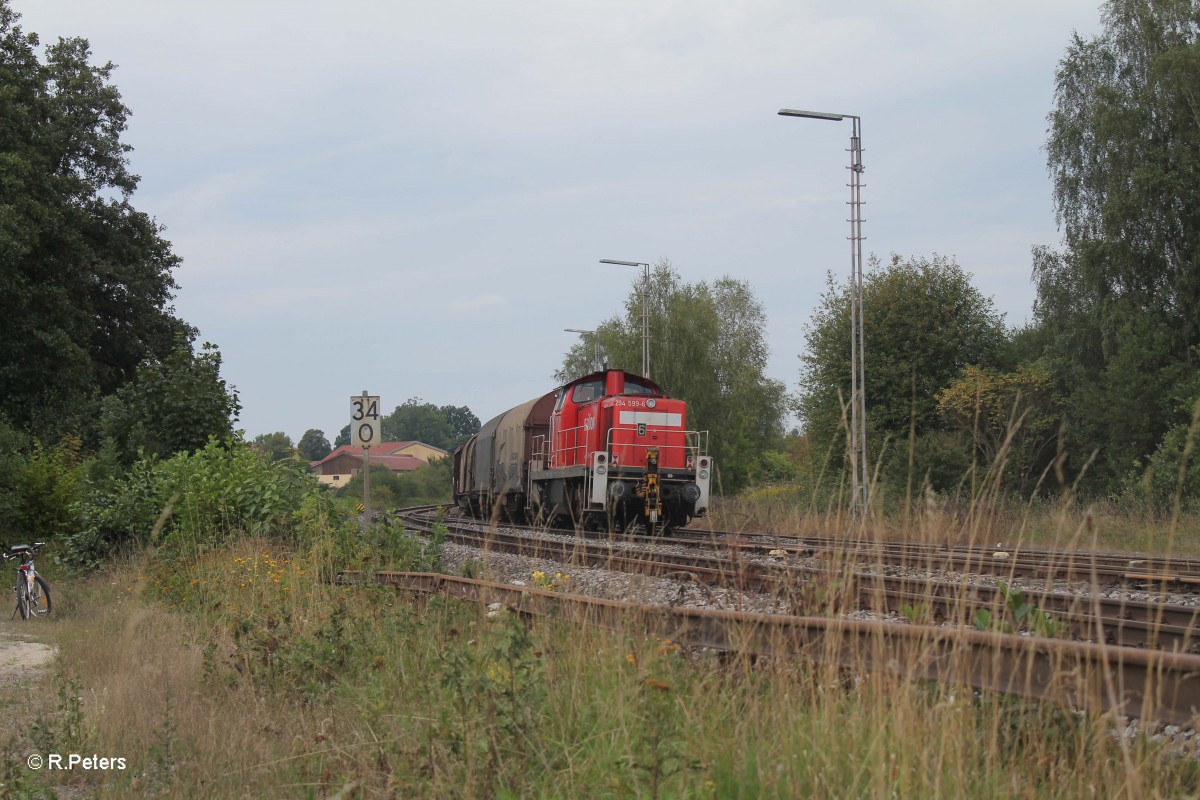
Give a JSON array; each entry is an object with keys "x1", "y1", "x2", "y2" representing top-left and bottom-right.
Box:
[
  {"x1": 531, "y1": 434, "x2": 550, "y2": 467},
  {"x1": 605, "y1": 427, "x2": 708, "y2": 468},
  {"x1": 536, "y1": 425, "x2": 710, "y2": 471},
  {"x1": 550, "y1": 424, "x2": 589, "y2": 469}
]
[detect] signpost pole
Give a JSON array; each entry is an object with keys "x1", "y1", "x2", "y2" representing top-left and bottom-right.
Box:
[
  {"x1": 363, "y1": 437, "x2": 371, "y2": 529},
  {"x1": 351, "y1": 390, "x2": 381, "y2": 530}
]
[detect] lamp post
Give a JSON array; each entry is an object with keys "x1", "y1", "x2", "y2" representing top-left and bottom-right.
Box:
[
  {"x1": 600, "y1": 259, "x2": 651, "y2": 379},
  {"x1": 565, "y1": 328, "x2": 601, "y2": 372},
  {"x1": 778, "y1": 107, "x2": 869, "y2": 514}
]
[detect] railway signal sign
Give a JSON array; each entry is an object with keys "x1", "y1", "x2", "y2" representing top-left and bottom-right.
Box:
[
  {"x1": 351, "y1": 393, "x2": 381, "y2": 448},
  {"x1": 351, "y1": 391, "x2": 381, "y2": 530}
]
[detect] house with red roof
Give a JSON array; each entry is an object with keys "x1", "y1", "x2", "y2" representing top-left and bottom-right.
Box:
[{"x1": 310, "y1": 441, "x2": 448, "y2": 487}]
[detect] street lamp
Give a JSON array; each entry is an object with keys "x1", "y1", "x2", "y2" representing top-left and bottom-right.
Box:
[
  {"x1": 599, "y1": 259, "x2": 651, "y2": 379},
  {"x1": 778, "y1": 107, "x2": 869, "y2": 514},
  {"x1": 564, "y1": 328, "x2": 601, "y2": 372}
]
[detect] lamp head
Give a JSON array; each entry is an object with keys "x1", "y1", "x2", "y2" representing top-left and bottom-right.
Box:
[{"x1": 778, "y1": 108, "x2": 846, "y2": 121}]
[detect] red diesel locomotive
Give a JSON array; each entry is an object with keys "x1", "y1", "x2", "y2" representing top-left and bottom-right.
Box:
[{"x1": 453, "y1": 369, "x2": 712, "y2": 532}]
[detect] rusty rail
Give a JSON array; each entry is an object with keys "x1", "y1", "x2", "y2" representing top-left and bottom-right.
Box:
[
  {"x1": 355, "y1": 571, "x2": 1200, "y2": 727},
  {"x1": 396, "y1": 508, "x2": 1200, "y2": 652}
]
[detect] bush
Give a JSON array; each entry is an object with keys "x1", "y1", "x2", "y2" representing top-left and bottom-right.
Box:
[
  {"x1": 336, "y1": 456, "x2": 452, "y2": 509},
  {"x1": 884, "y1": 430, "x2": 974, "y2": 499},
  {"x1": 1122, "y1": 406, "x2": 1200, "y2": 513},
  {"x1": 0, "y1": 424, "x2": 87, "y2": 546},
  {"x1": 64, "y1": 437, "x2": 328, "y2": 570}
]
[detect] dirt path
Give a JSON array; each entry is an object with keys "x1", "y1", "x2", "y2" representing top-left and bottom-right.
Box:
[{"x1": 0, "y1": 625, "x2": 56, "y2": 684}]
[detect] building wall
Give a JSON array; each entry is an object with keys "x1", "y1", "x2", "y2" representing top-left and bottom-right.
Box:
[
  {"x1": 393, "y1": 442, "x2": 448, "y2": 463},
  {"x1": 316, "y1": 473, "x2": 351, "y2": 487},
  {"x1": 314, "y1": 452, "x2": 361, "y2": 487},
  {"x1": 311, "y1": 444, "x2": 443, "y2": 488}
]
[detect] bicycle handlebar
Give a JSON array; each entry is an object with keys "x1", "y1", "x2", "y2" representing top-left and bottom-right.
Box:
[{"x1": 3, "y1": 543, "x2": 44, "y2": 560}]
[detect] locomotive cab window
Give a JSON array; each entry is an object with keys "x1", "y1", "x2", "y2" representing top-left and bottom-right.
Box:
[
  {"x1": 571, "y1": 380, "x2": 604, "y2": 404},
  {"x1": 623, "y1": 381, "x2": 658, "y2": 396},
  {"x1": 554, "y1": 388, "x2": 566, "y2": 412}
]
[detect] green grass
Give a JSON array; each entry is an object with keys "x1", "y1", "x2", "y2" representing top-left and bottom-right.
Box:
[{"x1": 4, "y1": 532, "x2": 1200, "y2": 799}]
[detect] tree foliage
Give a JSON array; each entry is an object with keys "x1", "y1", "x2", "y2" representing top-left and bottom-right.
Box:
[
  {"x1": 936, "y1": 361, "x2": 1062, "y2": 494},
  {"x1": 556, "y1": 260, "x2": 789, "y2": 490},
  {"x1": 798, "y1": 254, "x2": 1009, "y2": 494},
  {"x1": 0, "y1": 426, "x2": 85, "y2": 543},
  {"x1": 337, "y1": 457, "x2": 452, "y2": 509},
  {"x1": 1121, "y1": 399, "x2": 1200, "y2": 512},
  {"x1": 0, "y1": 3, "x2": 193, "y2": 441},
  {"x1": 381, "y1": 399, "x2": 480, "y2": 452},
  {"x1": 98, "y1": 340, "x2": 240, "y2": 467},
  {"x1": 66, "y1": 437, "x2": 323, "y2": 570},
  {"x1": 253, "y1": 432, "x2": 294, "y2": 462},
  {"x1": 1035, "y1": 0, "x2": 1200, "y2": 492},
  {"x1": 298, "y1": 429, "x2": 332, "y2": 462}
]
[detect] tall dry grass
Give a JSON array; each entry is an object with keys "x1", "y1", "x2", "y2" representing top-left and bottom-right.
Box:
[
  {"x1": 3, "y1": 532, "x2": 1198, "y2": 799},
  {"x1": 714, "y1": 393, "x2": 1200, "y2": 557}
]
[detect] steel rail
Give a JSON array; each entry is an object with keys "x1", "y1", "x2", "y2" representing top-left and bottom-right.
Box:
[
  {"x1": 357, "y1": 571, "x2": 1200, "y2": 727},
  {"x1": 411, "y1": 506, "x2": 1200, "y2": 585},
  {"x1": 701, "y1": 534, "x2": 1200, "y2": 586},
  {"x1": 774, "y1": 537, "x2": 1200, "y2": 579},
  {"x1": 398, "y1": 507, "x2": 1200, "y2": 652}
]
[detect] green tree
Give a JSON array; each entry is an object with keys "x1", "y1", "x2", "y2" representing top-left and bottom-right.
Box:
[
  {"x1": 0, "y1": 3, "x2": 193, "y2": 442},
  {"x1": 441, "y1": 404, "x2": 483, "y2": 448},
  {"x1": 253, "y1": 432, "x2": 294, "y2": 462},
  {"x1": 798, "y1": 254, "x2": 1008, "y2": 493},
  {"x1": 936, "y1": 361, "x2": 1062, "y2": 494},
  {"x1": 1035, "y1": 0, "x2": 1200, "y2": 491},
  {"x1": 98, "y1": 340, "x2": 240, "y2": 466},
  {"x1": 381, "y1": 400, "x2": 480, "y2": 451},
  {"x1": 297, "y1": 428, "x2": 332, "y2": 461},
  {"x1": 556, "y1": 260, "x2": 788, "y2": 491}
]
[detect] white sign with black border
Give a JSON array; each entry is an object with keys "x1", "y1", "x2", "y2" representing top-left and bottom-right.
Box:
[{"x1": 351, "y1": 394, "x2": 381, "y2": 448}]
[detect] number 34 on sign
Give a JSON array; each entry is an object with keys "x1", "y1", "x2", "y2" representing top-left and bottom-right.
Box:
[{"x1": 351, "y1": 393, "x2": 381, "y2": 448}]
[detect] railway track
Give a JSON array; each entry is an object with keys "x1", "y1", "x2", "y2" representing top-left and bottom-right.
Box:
[
  {"x1": 342, "y1": 506, "x2": 1200, "y2": 725},
  {"x1": 417, "y1": 505, "x2": 1200, "y2": 585},
  {"x1": 714, "y1": 534, "x2": 1200, "y2": 587},
  {"x1": 348, "y1": 570, "x2": 1200, "y2": 727},
  {"x1": 394, "y1": 505, "x2": 1200, "y2": 653}
]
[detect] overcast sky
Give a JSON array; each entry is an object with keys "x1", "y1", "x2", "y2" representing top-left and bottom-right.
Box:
[{"x1": 18, "y1": 1, "x2": 1103, "y2": 442}]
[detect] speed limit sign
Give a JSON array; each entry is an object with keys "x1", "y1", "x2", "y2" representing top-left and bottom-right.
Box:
[{"x1": 350, "y1": 392, "x2": 381, "y2": 448}]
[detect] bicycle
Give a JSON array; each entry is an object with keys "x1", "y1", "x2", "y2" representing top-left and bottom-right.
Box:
[{"x1": 5, "y1": 543, "x2": 51, "y2": 620}]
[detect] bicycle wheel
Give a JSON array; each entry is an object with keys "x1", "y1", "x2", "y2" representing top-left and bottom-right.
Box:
[
  {"x1": 27, "y1": 576, "x2": 50, "y2": 617},
  {"x1": 16, "y1": 578, "x2": 30, "y2": 620}
]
